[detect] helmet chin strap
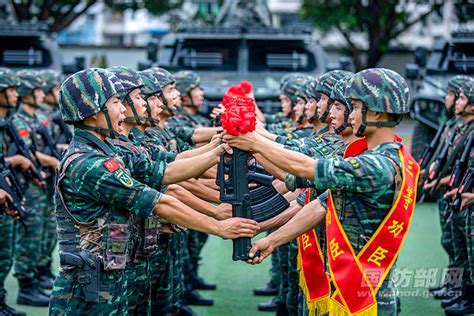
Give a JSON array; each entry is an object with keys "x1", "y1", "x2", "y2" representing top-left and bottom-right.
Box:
[
  {"x1": 334, "y1": 106, "x2": 351, "y2": 134},
  {"x1": 456, "y1": 103, "x2": 474, "y2": 116},
  {"x1": 355, "y1": 105, "x2": 399, "y2": 137},
  {"x1": 124, "y1": 93, "x2": 143, "y2": 126},
  {"x1": 318, "y1": 99, "x2": 332, "y2": 123},
  {"x1": 73, "y1": 107, "x2": 119, "y2": 139},
  {"x1": 159, "y1": 91, "x2": 176, "y2": 116},
  {"x1": 143, "y1": 98, "x2": 160, "y2": 127},
  {"x1": 297, "y1": 113, "x2": 306, "y2": 125}
]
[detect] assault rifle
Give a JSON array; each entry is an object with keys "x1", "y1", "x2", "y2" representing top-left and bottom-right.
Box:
[
  {"x1": 2, "y1": 120, "x2": 45, "y2": 185},
  {"x1": 0, "y1": 161, "x2": 28, "y2": 232},
  {"x1": 419, "y1": 122, "x2": 446, "y2": 171},
  {"x1": 419, "y1": 129, "x2": 457, "y2": 202},
  {"x1": 52, "y1": 110, "x2": 73, "y2": 144},
  {"x1": 452, "y1": 168, "x2": 473, "y2": 212},
  {"x1": 446, "y1": 132, "x2": 473, "y2": 211},
  {"x1": 217, "y1": 149, "x2": 289, "y2": 261},
  {"x1": 36, "y1": 120, "x2": 62, "y2": 160}
]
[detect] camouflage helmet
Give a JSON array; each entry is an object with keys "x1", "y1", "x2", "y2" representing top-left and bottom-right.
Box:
[
  {"x1": 296, "y1": 77, "x2": 316, "y2": 102},
  {"x1": 330, "y1": 76, "x2": 353, "y2": 111},
  {"x1": 174, "y1": 70, "x2": 201, "y2": 95},
  {"x1": 59, "y1": 68, "x2": 125, "y2": 123},
  {"x1": 448, "y1": 75, "x2": 474, "y2": 97},
  {"x1": 304, "y1": 78, "x2": 320, "y2": 101},
  {"x1": 17, "y1": 69, "x2": 44, "y2": 97},
  {"x1": 108, "y1": 66, "x2": 144, "y2": 97},
  {"x1": 138, "y1": 71, "x2": 162, "y2": 96},
  {"x1": 344, "y1": 68, "x2": 409, "y2": 114},
  {"x1": 316, "y1": 70, "x2": 353, "y2": 97},
  {"x1": 280, "y1": 73, "x2": 306, "y2": 89},
  {"x1": 137, "y1": 71, "x2": 161, "y2": 127},
  {"x1": 281, "y1": 76, "x2": 309, "y2": 106},
  {"x1": 0, "y1": 68, "x2": 19, "y2": 91},
  {"x1": 459, "y1": 81, "x2": 474, "y2": 109},
  {"x1": 330, "y1": 76, "x2": 354, "y2": 134},
  {"x1": 40, "y1": 69, "x2": 61, "y2": 93},
  {"x1": 144, "y1": 67, "x2": 175, "y2": 89}
]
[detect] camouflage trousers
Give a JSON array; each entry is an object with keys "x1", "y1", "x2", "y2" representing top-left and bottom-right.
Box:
[
  {"x1": 275, "y1": 243, "x2": 290, "y2": 308},
  {"x1": 184, "y1": 229, "x2": 208, "y2": 284},
  {"x1": 150, "y1": 235, "x2": 173, "y2": 315},
  {"x1": 0, "y1": 216, "x2": 14, "y2": 300},
  {"x1": 438, "y1": 195, "x2": 456, "y2": 267},
  {"x1": 49, "y1": 268, "x2": 128, "y2": 315},
  {"x1": 451, "y1": 207, "x2": 470, "y2": 286},
  {"x1": 286, "y1": 239, "x2": 300, "y2": 316},
  {"x1": 171, "y1": 232, "x2": 185, "y2": 311},
  {"x1": 269, "y1": 230, "x2": 281, "y2": 288},
  {"x1": 466, "y1": 204, "x2": 474, "y2": 286},
  {"x1": 14, "y1": 184, "x2": 46, "y2": 281},
  {"x1": 126, "y1": 257, "x2": 151, "y2": 315},
  {"x1": 38, "y1": 189, "x2": 57, "y2": 269}
]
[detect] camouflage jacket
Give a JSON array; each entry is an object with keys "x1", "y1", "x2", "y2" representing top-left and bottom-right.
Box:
[
  {"x1": 129, "y1": 127, "x2": 177, "y2": 163},
  {"x1": 146, "y1": 124, "x2": 190, "y2": 153},
  {"x1": 316, "y1": 142, "x2": 403, "y2": 252},
  {"x1": 108, "y1": 134, "x2": 167, "y2": 191},
  {"x1": 57, "y1": 129, "x2": 162, "y2": 224},
  {"x1": 264, "y1": 112, "x2": 291, "y2": 126}
]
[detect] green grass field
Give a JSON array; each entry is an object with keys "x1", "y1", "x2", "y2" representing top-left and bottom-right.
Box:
[{"x1": 4, "y1": 202, "x2": 447, "y2": 315}]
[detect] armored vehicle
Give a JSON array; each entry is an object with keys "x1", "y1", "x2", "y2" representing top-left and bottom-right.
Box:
[{"x1": 405, "y1": 30, "x2": 474, "y2": 159}]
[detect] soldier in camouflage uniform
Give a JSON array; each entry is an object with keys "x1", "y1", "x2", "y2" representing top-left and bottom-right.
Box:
[
  {"x1": 172, "y1": 70, "x2": 218, "y2": 298},
  {"x1": 428, "y1": 75, "x2": 474, "y2": 301},
  {"x1": 225, "y1": 68, "x2": 413, "y2": 315},
  {"x1": 11, "y1": 70, "x2": 60, "y2": 307},
  {"x1": 49, "y1": 67, "x2": 258, "y2": 315},
  {"x1": 435, "y1": 80, "x2": 474, "y2": 314},
  {"x1": 0, "y1": 67, "x2": 32, "y2": 316}
]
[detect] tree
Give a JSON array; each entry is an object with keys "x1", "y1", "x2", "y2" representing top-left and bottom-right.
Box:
[
  {"x1": 301, "y1": 0, "x2": 450, "y2": 70},
  {"x1": 10, "y1": 0, "x2": 182, "y2": 33}
]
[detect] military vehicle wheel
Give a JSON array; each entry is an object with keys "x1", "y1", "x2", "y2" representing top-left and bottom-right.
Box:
[{"x1": 411, "y1": 122, "x2": 436, "y2": 161}]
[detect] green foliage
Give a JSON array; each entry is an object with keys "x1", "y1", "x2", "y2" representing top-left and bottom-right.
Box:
[{"x1": 300, "y1": 0, "x2": 448, "y2": 69}]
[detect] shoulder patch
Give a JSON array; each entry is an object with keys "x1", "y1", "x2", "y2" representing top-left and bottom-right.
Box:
[
  {"x1": 114, "y1": 169, "x2": 134, "y2": 187},
  {"x1": 18, "y1": 129, "x2": 29, "y2": 137},
  {"x1": 104, "y1": 159, "x2": 120, "y2": 172},
  {"x1": 348, "y1": 158, "x2": 361, "y2": 169},
  {"x1": 41, "y1": 119, "x2": 49, "y2": 127}
]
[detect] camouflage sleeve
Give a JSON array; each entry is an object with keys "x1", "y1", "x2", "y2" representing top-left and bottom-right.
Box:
[
  {"x1": 10, "y1": 115, "x2": 34, "y2": 147},
  {"x1": 165, "y1": 120, "x2": 195, "y2": 145},
  {"x1": 313, "y1": 154, "x2": 398, "y2": 193},
  {"x1": 69, "y1": 155, "x2": 162, "y2": 219},
  {"x1": 317, "y1": 190, "x2": 329, "y2": 209},
  {"x1": 117, "y1": 147, "x2": 168, "y2": 190}
]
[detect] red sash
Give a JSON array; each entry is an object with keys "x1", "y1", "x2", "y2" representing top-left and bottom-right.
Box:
[
  {"x1": 326, "y1": 143, "x2": 419, "y2": 315},
  {"x1": 297, "y1": 138, "x2": 367, "y2": 315}
]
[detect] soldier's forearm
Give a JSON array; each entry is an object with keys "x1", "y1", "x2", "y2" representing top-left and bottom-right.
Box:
[
  {"x1": 177, "y1": 142, "x2": 213, "y2": 159},
  {"x1": 179, "y1": 179, "x2": 221, "y2": 203},
  {"x1": 192, "y1": 127, "x2": 220, "y2": 143},
  {"x1": 268, "y1": 199, "x2": 326, "y2": 249},
  {"x1": 254, "y1": 134, "x2": 315, "y2": 180},
  {"x1": 166, "y1": 184, "x2": 219, "y2": 218},
  {"x1": 254, "y1": 154, "x2": 286, "y2": 181},
  {"x1": 163, "y1": 150, "x2": 218, "y2": 185},
  {"x1": 257, "y1": 200, "x2": 303, "y2": 234},
  {"x1": 154, "y1": 194, "x2": 220, "y2": 235}
]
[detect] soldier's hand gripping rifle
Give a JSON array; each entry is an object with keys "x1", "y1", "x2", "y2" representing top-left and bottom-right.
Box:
[
  {"x1": 445, "y1": 131, "x2": 473, "y2": 212},
  {"x1": 419, "y1": 128, "x2": 457, "y2": 202},
  {"x1": 419, "y1": 122, "x2": 446, "y2": 172},
  {"x1": 452, "y1": 168, "x2": 473, "y2": 212},
  {"x1": 0, "y1": 161, "x2": 28, "y2": 232},
  {"x1": 218, "y1": 148, "x2": 275, "y2": 261},
  {"x1": 2, "y1": 120, "x2": 45, "y2": 185},
  {"x1": 36, "y1": 120, "x2": 63, "y2": 160}
]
